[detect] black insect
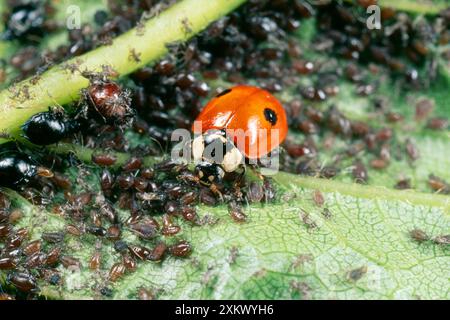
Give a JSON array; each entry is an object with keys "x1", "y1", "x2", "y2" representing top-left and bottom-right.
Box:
[
  {"x1": 2, "y1": 0, "x2": 48, "y2": 42},
  {"x1": 21, "y1": 110, "x2": 82, "y2": 145},
  {"x1": 0, "y1": 153, "x2": 53, "y2": 188}
]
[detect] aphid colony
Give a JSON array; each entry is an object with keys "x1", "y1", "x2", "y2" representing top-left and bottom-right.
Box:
[{"x1": 1, "y1": 0, "x2": 449, "y2": 299}]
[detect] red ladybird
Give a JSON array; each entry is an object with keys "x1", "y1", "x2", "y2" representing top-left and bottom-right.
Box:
[{"x1": 192, "y1": 85, "x2": 288, "y2": 159}]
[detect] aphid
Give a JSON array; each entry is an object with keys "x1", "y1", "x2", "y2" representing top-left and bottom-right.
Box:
[
  {"x1": 415, "y1": 98, "x2": 434, "y2": 121},
  {"x1": 162, "y1": 214, "x2": 181, "y2": 236},
  {"x1": 91, "y1": 153, "x2": 117, "y2": 166},
  {"x1": 433, "y1": 235, "x2": 450, "y2": 245},
  {"x1": 370, "y1": 158, "x2": 388, "y2": 170},
  {"x1": 410, "y1": 229, "x2": 429, "y2": 243},
  {"x1": 42, "y1": 231, "x2": 65, "y2": 243},
  {"x1": 312, "y1": 190, "x2": 324, "y2": 207},
  {"x1": 51, "y1": 173, "x2": 72, "y2": 190},
  {"x1": 352, "y1": 160, "x2": 368, "y2": 184},
  {"x1": 129, "y1": 220, "x2": 158, "y2": 239},
  {"x1": 247, "y1": 181, "x2": 264, "y2": 203},
  {"x1": 228, "y1": 202, "x2": 247, "y2": 223},
  {"x1": 45, "y1": 246, "x2": 61, "y2": 266},
  {"x1": 300, "y1": 210, "x2": 317, "y2": 230},
  {"x1": 89, "y1": 250, "x2": 101, "y2": 271},
  {"x1": 24, "y1": 251, "x2": 46, "y2": 268},
  {"x1": 0, "y1": 153, "x2": 53, "y2": 188},
  {"x1": 122, "y1": 254, "x2": 137, "y2": 272},
  {"x1": 113, "y1": 240, "x2": 128, "y2": 254},
  {"x1": 106, "y1": 225, "x2": 121, "y2": 240},
  {"x1": 346, "y1": 266, "x2": 368, "y2": 282},
  {"x1": 169, "y1": 240, "x2": 192, "y2": 257},
  {"x1": 179, "y1": 191, "x2": 197, "y2": 206},
  {"x1": 23, "y1": 239, "x2": 42, "y2": 256},
  {"x1": 405, "y1": 139, "x2": 419, "y2": 161},
  {"x1": 122, "y1": 157, "x2": 142, "y2": 172},
  {"x1": 66, "y1": 224, "x2": 82, "y2": 236},
  {"x1": 100, "y1": 169, "x2": 114, "y2": 193},
  {"x1": 427, "y1": 118, "x2": 448, "y2": 131},
  {"x1": 81, "y1": 78, "x2": 134, "y2": 126},
  {"x1": 147, "y1": 242, "x2": 167, "y2": 262},
  {"x1": 21, "y1": 109, "x2": 81, "y2": 145},
  {"x1": 109, "y1": 262, "x2": 126, "y2": 282},
  {"x1": 322, "y1": 208, "x2": 332, "y2": 219},
  {"x1": 128, "y1": 244, "x2": 151, "y2": 260},
  {"x1": 395, "y1": 178, "x2": 411, "y2": 190},
  {"x1": 7, "y1": 272, "x2": 38, "y2": 293},
  {"x1": 193, "y1": 85, "x2": 288, "y2": 159},
  {"x1": 428, "y1": 174, "x2": 449, "y2": 193},
  {"x1": 0, "y1": 257, "x2": 17, "y2": 270},
  {"x1": 60, "y1": 255, "x2": 81, "y2": 269}
]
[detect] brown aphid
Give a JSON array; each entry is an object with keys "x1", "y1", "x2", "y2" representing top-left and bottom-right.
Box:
[
  {"x1": 248, "y1": 181, "x2": 264, "y2": 203},
  {"x1": 375, "y1": 128, "x2": 393, "y2": 142},
  {"x1": 51, "y1": 173, "x2": 72, "y2": 190},
  {"x1": 370, "y1": 158, "x2": 388, "y2": 170},
  {"x1": 122, "y1": 254, "x2": 137, "y2": 272},
  {"x1": 92, "y1": 153, "x2": 117, "y2": 166},
  {"x1": 169, "y1": 240, "x2": 192, "y2": 258},
  {"x1": 428, "y1": 174, "x2": 449, "y2": 193},
  {"x1": 433, "y1": 235, "x2": 450, "y2": 245},
  {"x1": 312, "y1": 190, "x2": 324, "y2": 207},
  {"x1": 66, "y1": 224, "x2": 82, "y2": 236},
  {"x1": 385, "y1": 112, "x2": 404, "y2": 123},
  {"x1": 181, "y1": 206, "x2": 197, "y2": 222},
  {"x1": 91, "y1": 210, "x2": 102, "y2": 227},
  {"x1": 405, "y1": 139, "x2": 419, "y2": 161},
  {"x1": 45, "y1": 246, "x2": 62, "y2": 266},
  {"x1": 106, "y1": 225, "x2": 121, "y2": 241},
  {"x1": 180, "y1": 191, "x2": 198, "y2": 206},
  {"x1": 427, "y1": 118, "x2": 448, "y2": 131},
  {"x1": 8, "y1": 209, "x2": 22, "y2": 224},
  {"x1": 7, "y1": 272, "x2": 38, "y2": 293},
  {"x1": 128, "y1": 244, "x2": 151, "y2": 260},
  {"x1": 89, "y1": 251, "x2": 102, "y2": 271},
  {"x1": 162, "y1": 214, "x2": 181, "y2": 236},
  {"x1": 352, "y1": 160, "x2": 368, "y2": 184},
  {"x1": 122, "y1": 157, "x2": 142, "y2": 172},
  {"x1": 0, "y1": 257, "x2": 17, "y2": 270},
  {"x1": 415, "y1": 98, "x2": 434, "y2": 121},
  {"x1": 346, "y1": 266, "x2": 368, "y2": 282},
  {"x1": 116, "y1": 173, "x2": 134, "y2": 190},
  {"x1": 23, "y1": 239, "x2": 42, "y2": 256},
  {"x1": 395, "y1": 178, "x2": 411, "y2": 190},
  {"x1": 60, "y1": 255, "x2": 81, "y2": 269},
  {"x1": 129, "y1": 220, "x2": 158, "y2": 239},
  {"x1": 410, "y1": 229, "x2": 429, "y2": 243},
  {"x1": 6, "y1": 228, "x2": 28, "y2": 248},
  {"x1": 148, "y1": 242, "x2": 167, "y2": 262},
  {"x1": 24, "y1": 252, "x2": 46, "y2": 268},
  {"x1": 109, "y1": 262, "x2": 126, "y2": 282},
  {"x1": 100, "y1": 169, "x2": 114, "y2": 192},
  {"x1": 0, "y1": 224, "x2": 12, "y2": 238},
  {"x1": 228, "y1": 202, "x2": 247, "y2": 223}
]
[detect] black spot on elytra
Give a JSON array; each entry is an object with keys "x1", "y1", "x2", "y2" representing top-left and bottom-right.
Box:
[{"x1": 264, "y1": 108, "x2": 277, "y2": 125}]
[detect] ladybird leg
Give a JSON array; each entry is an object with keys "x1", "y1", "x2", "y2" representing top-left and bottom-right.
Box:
[{"x1": 209, "y1": 183, "x2": 224, "y2": 202}]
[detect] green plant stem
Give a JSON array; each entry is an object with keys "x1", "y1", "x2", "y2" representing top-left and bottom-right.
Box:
[{"x1": 0, "y1": 0, "x2": 247, "y2": 144}]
